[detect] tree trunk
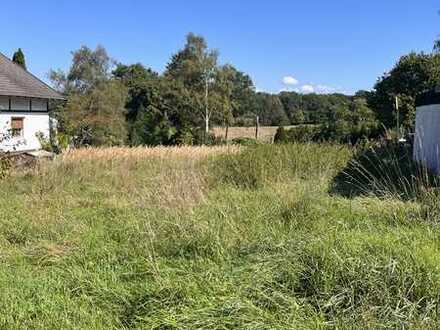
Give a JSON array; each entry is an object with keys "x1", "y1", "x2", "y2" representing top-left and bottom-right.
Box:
[
  {"x1": 255, "y1": 115, "x2": 259, "y2": 140},
  {"x1": 225, "y1": 122, "x2": 229, "y2": 141},
  {"x1": 205, "y1": 115, "x2": 210, "y2": 134},
  {"x1": 204, "y1": 76, "x2": 209, "y2": 143}
]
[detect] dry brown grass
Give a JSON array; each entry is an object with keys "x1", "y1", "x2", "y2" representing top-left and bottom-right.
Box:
[
  {"x1": 211, "y1": 126, "x2": 296, "y2": 143},
  {"x1": 19, "y1": 145, "x2": 242, "y2": 211},
  {"x1": 59, "y1": 145, "x2": 241, "y2": 162}
]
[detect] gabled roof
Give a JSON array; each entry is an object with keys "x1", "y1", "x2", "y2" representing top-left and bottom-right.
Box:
[{"x1": 0, "y1": 52, "x2": 64, "y2": 100}]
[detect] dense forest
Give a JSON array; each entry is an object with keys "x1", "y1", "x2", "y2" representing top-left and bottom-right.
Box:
[{"x1": 36, "y1": 32, "x2": 440, "y2": 147}]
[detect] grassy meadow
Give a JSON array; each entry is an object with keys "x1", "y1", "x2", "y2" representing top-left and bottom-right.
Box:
[{"x1": 2, "y1": 143, "x2": 440, "y2": 328}]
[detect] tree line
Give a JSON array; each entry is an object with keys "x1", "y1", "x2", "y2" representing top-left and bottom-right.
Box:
[{"x1": 17, "y1": 31, "x2": 439, "y2": 147}]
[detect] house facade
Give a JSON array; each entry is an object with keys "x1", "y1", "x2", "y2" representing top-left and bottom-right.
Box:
[{"x1": 0, "y1": 53, "x2": 64, "y2": 152}]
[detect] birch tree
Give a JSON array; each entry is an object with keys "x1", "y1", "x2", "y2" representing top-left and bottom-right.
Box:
[{"x1": 165, "y1": 33, "x2": 218, "y2": 139}]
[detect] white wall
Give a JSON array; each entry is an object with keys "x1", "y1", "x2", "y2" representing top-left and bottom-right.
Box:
[
  {"x1": 0, "y1": 112, "x2": 50, "y2": 152},
  {"x1": 414, "y1": 104, "x2": 440, "y2": 173}
]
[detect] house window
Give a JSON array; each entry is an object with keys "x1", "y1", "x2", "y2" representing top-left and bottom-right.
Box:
[
  {"x1": 31, "y1": 99, "x2": 48, "y2": 111},
  {"x1": 0, "y1": 96, "x2": 8, "y2": 110},
  {"x1": 11, "y1": 117, "x2": 24, "y2": 137},
  {"x1": 10, "y1": 97, "x2": 30, "y2": 111}
]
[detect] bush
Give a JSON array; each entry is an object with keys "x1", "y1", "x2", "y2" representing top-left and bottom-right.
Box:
[
  {"x1": 274, "y1": 125, "x2": 321, "y2": 143},
  {"x1": 175, "y1": 129, "x2": 195, "y2": 146},
  {"x1": 273, "y1": 126, "x2": 287, "y2": 143},
  {"x1": 275, "y1": 123, "x2": 381, "y2": 145},
  {"x1": 316, "y1": 122, "x2": 381, "y2": 144},
  {"x1": 231, "y1": 137, "x2": 259, "y2": 146}
]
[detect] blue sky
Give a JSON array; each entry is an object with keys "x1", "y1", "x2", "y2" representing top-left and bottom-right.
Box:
[{"x1": 2, "y1": 1, "x2": 439, "y2": 94}]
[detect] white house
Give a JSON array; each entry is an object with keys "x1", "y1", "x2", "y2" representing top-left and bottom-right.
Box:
[{"x1": 0, "y1": 52, "x2": 64, "y2": 152}]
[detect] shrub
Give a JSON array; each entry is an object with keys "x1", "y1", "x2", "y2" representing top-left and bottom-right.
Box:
[
  {"x1": 175, "y1": 129, "x2": 195, "y2": 146},
  {"x1": 275, "y1": 121, "x2": 380, "y2": 145},
  {"x1": 273, "y1": 126, "x2": 287, "y2": 143},
  {"x1": 231, "y1": 137, "x2": 259, "y2": 146},
  {"x1": 274, "y1": 125, "x2": 321, "y2": 144}
]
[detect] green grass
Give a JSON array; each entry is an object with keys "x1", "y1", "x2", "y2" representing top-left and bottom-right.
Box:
[{"x1": 1, "y1": 144, "x2": 440, "y2": 328}]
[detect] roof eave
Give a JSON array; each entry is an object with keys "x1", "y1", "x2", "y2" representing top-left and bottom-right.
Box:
[{"x1": 0, "y1": 92, "x2": 66, "y2": 100}]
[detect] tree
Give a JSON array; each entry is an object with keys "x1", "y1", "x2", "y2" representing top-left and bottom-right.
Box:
[
  {"x1": 12, "y1": 48, "x2": 26, "y2": 70},
  {"x1": 113, "y1": 63, "x2": 160, "y2": 141},
  {"x1": 49, "y1": 45, "x2": 128, "y2": 147},
  {"x1": 128, "y1": 79, "x2": 178, "y2": 146},
  {"x1": 212, "y1": 65, "x2": 236, "y2": 139},
  {"x1": 131, "y1": 104, "x2": 177, "y2": 146},
  {"x1": 50, "y1": 45, "x2": 113, "y2": 94},
  {"x1": 113, "y1": 62, "x2": 197, "y2": 145},
  {"x1": 165, "y1": 33, "x2": 219, "y2": 137},
  {"x1": 291, "y1": 109, "x2": 305, "y2": 124},
  {"x1": 369, "y1": 52, "x2": 440, "y2": 131},
  {"x1": 274, "y1": 126, "x2": 288, "y2": 143},
  {"x1": 254, "y1": 93, "x2": 289, "y2": 126},
  {"x1": 227, "y1": 66, "x2": 255, "y2": 119},
  {"x1": 62, "y1": 80, "x2": 128, "y2": 146},
  {"x1": 113, "y1": 63, "x2": 158, "y2": 88}
]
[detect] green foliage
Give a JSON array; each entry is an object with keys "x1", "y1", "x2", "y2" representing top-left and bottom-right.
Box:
[
  {"x1": 273, "y1": 126, "x2": 287, "y2": 143},
  {"x1": 291, "y1": 109, "x2": 305, "y2": 124},
  {"x1": 12, "y1": 48, "x2": 26, "y2": 70},
  {"x1": 113, "y1": 63, "x2": 158, "y2": 86},
  {"x1": 47, "y1": 36, "x2": 440, "y2": 149},
  {"x1": 277, "y1": 91, "x2": 352, "y2": 124},
  {"x1": 35, "y1": 132, "x2": 54, "y2": 152},
  {"x1": 49, "y1": 46, "x2": 129, "y2": 147},
  {"x1": 231, "y1": 137, "x2": 259, "y2": 146},
  {"x1": 318, "y1": 97, "x2": 380, "y2": 143},
  {"x1": 112, "y1": 35, "x2": 258, "y2": 146},
  {"x1": 50, "y1": 45, "x2": 112, "y2": 94},
  {"x1": 131, "y1": 106, "x2": 177, "y2": 145},
  {"x1": 369, "y1": 52, "x2": 440, "y2": 130},
  {"x1": 62, "y1": 80, "x2": 128, "y2": 146},
  {"x1": 274, "y1": 125, "x2": 321, "y2": 143},
  {"x1": 175, "y1": 129, "x2": 195, "y2": 145},
  {"x1": 252, "y1": 93, "x2": 290, "y2": 126},
  {"x1": 274, "y1": 97, "x2": 379, "y2": 144}
]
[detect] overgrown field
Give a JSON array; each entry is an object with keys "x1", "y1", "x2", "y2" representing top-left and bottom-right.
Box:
[{"x1": 2, "y1": 144, "x2": 440, "y2": 328}]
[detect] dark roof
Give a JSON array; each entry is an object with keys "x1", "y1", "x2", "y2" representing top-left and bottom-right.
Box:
[{"x1": 0, "y1": 52, "x2": 64, "y2": 100}]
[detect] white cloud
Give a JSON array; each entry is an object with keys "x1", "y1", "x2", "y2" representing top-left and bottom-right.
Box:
[
  {"x1": 279, "y1": 74, "x2": 349, "y2": 95},
  {"x1": 300, "y1": 84, "x2": 315, "y2": 94},
  {"x1": 293, "y1": 83, "x2": 348, "y2": 95},
  {"x1": 282, "y1": 76, "x2": 299, "y2": 86},
  {"x1": 315, "y1": 85, "x2": 333, "y2": 94}
]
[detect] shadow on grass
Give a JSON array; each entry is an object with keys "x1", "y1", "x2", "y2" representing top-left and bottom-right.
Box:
[{"x1": 330, "y1": 142, "x2": 439, "y2": 201}]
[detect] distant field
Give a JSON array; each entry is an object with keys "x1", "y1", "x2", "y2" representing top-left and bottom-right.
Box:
[
  {"x1": 2, "y1": 144, "x2": 440, "y2": 328},
  {"x1": 212, "y1": 125, "x2": 296, "y2": 142}
]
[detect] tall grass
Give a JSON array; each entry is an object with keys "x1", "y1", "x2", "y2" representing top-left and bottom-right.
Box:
[
  {"x1": 211, "y1": 143, "x2": 351, "y2": 189},
  {"x1": 1, "y1": 144, "x2": 440, "y2": 328},
  {"x1": 332, "y1": 142, "x2": 439, "y2": 201}
]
